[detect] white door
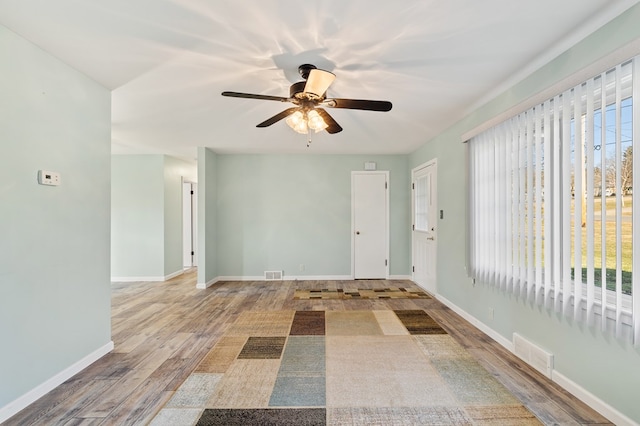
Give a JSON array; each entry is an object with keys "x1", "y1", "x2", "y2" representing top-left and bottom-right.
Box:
[
  {"x1": 353, "y1": 172, "x2": 388, "y2": 279},
  {"x1": 191, "y1": 184, "x2": 198, "y2": 267},
  {"x1": 412, "y1": 161, "x2": 437, "y2": 294},
  {"x1": 182, "y1": 182, "x2": 197, "y2": 268}
]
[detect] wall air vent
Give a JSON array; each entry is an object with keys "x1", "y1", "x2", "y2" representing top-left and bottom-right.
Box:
[
  {"x1": 513, "y1": 333, "x2": 554, "y2": 379},
  {"x1": 264, "y1": 270, "x2": 283, "y2": 281}
]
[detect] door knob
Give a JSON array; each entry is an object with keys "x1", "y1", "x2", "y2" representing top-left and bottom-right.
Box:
[
  {"x1": 427, "y1": 237, "x2": 435, "y2": 241},
  {"x1": 356, "y1": 231, "x2": 360, "y2": 235}
]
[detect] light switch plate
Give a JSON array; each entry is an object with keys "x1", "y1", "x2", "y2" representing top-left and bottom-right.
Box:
[{"x1": 38, "y1": 170, "x2": 61, "y2": 186}]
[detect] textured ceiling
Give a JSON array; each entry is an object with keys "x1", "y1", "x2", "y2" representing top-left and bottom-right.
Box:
[{"x1": 1, "y1": 0, "x2": 637, "y2": 160}]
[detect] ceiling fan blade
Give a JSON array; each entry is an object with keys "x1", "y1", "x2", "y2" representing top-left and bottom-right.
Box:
[
  {"x1": 221, "y1": 91, "x2": 290, "y2": 102},
  {"x1": 303, "y1": 69, "x2": 336, "y2": 97},
  {"x1": 256, "y1": 107, "x2": 300, "y2": 127},
  {"x1": 324, "y1": 98, "x2": 392, "y2": 112},
  {"x1": 315, "y1": 108, "x2": 343, "y2": 134}
]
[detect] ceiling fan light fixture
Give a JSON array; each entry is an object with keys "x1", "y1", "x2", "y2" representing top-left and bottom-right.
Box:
[
  {"x1": 286, "y1": 110, "x2": 308, "y2": 133},
  {"x1": 307, "y1": 109, "x2": 328, "y2": 132}
]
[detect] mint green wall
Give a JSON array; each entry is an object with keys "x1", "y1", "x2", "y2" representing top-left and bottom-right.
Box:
[
  {"x1": 213, "y1": 154, "x2": 410, "y2": 277},
  {"x1": 410, "y1": 4, "x2": 640, "y2": 422},
  {"x1": 0, "y1": 25, "x2": 111, "y2": 409},
  {"x1": 197, "y1": 148, "x2": 218, "y2": 285},
  {"x1": 111, "y1": 155, "x2": 165, "y2": 278},
  {"x1": 111, "y1": 154, "x2": 196, "y2": 279}
]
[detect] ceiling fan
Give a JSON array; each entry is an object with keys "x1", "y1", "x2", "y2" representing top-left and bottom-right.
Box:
[{"x1": 221, "y1": 64, "x2": 392, "y2": 135}]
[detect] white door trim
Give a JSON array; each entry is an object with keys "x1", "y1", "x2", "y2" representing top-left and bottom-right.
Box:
[{"x1": 351, "y1": 171, "x2": 390, "y2": 279}]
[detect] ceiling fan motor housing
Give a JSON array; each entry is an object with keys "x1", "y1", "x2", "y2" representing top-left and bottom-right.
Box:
[
  {"x1": 298, "y1": 64, "x2": 317, "y2": 79},
  {"x1": 289, "y1": 81, "x2": 307, "y2": 98}
]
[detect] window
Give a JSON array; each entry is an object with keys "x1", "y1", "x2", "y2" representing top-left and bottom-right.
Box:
[
  {"x1": 414, "y1": 174, "x2": 430, "y2": 232},
  {"x1": 468, "y1": 57, "x2": 640, "y2": 344}
]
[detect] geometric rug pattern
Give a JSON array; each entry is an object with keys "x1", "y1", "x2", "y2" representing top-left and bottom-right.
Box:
[
  {"x1": 394, "y1": 309, "x2": 449, "y2": 335},
  {"x1": 294, "y1": 287, "x2": 431, "y2": 299},
  {"x1": 150, "y1": 310, "x2": 541, "y2": 425}
]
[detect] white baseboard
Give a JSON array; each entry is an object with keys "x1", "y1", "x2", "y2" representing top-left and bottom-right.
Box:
[
  {"x1": 196, "y1": 277, "x2": 220, "y2": 289},
  {"x1": 434, "y1": 293, "x2": 635, "y2": 426},
  {"x1": 122, "y1": 271, "x2": 398, "y2": 286},
  {"x1": 435, "y1": 293, "x2": 513, "y2": 350},
  {"x1": 286, "y1": 274, "x2": 411, "y2": 281},
  {"x1": 389, "y1": 274, "x2": 413, "y2": 280},
  {"x1": 111, "y1": 276, "x2": 163, "y2": 282},
  {"x1": 284, "y1": 275, "x2": 353, "y2": 281},
  {"x1": 164, "y1": 269, "x2": 184, "y2": 281},
  {"x1": 0, "y1": 341, "x2": 114, "y2": 423},
  {"x1": 552, "y1": 371, "x2": 637, "y2": 426},
  {"x1": 111, "y1": 269, "x2": 183, "y2": 283},
  {"x1": 213, "y1": 276, "x2": 265, "y2": 282},
  {"x1": 195, "y1": 274, "x2": 419, "y2": 288},
  {"x1": 191, "y1": 274, "x2": 413, "y2": 287},
  {"x1": 200, "y1": 275, "x2": 355, "y2": 284},
  {"x1": 195, "y1": 274, "x2": 406, "y2": 288}
]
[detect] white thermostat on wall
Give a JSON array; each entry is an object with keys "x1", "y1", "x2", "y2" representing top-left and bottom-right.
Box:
[{"x1": 38, "y1": 170, "x2": 61, "y2": 186}]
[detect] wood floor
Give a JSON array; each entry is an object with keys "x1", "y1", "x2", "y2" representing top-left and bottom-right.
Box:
[{"x1": 5, "y1": 269, "x2": 613, "y2": 425}]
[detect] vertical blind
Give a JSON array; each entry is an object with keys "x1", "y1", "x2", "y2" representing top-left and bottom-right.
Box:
[{"x1": 468, "y1": 57, "x2": 639, "y2": 344}]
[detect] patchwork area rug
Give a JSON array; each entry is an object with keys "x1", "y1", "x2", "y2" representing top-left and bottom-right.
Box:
[
  {"x1": 294, "y1": 287, "x2": 431, "y2": 300},
  {"x1": 150, "y1": 309, "x2": 541, "y2": 425}
]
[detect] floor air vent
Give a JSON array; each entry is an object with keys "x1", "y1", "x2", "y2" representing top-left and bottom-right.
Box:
[
  {"x1": 264, "y1": 270, "x2": 283, "y2": 281},
  {"x1": 513, "y1": 333, "x2": 554, "y2": 379}
]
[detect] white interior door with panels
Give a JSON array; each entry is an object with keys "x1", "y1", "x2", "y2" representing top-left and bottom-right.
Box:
[
  {"x1": 182, "y1": 181, "x2": 197, "y2": 268},
  {"x1": 352, "y1": 171, "x2": 389, "y2": 279},
  {"x1": 412, "y1": 160, "x2": 437, "y2": 294}
]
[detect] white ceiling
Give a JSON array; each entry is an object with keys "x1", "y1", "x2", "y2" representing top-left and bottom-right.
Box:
[{"x1": 1, "y1": 0, "x2": 638, "y2": 160}]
